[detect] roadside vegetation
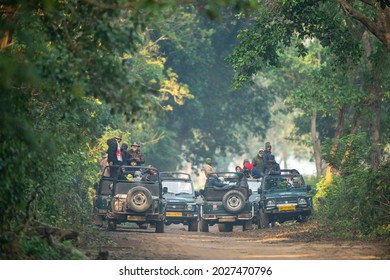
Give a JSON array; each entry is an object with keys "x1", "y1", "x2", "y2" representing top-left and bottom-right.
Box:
[{"x1": 1, "y1": 0, "x2": 388, "y2": 259}]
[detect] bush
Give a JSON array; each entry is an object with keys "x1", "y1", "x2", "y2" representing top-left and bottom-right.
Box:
[{"x1": 314, "y1": 162, "x2": 390, "y2": 238}]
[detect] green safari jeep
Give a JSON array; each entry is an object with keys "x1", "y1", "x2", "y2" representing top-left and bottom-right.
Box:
[
  {"x1": 199, "y1": 172, "x2": 253, "y2": 232},
  {"x1": 161, "y1": 172, "x2": 200, "y2": 232},
  {"x1": 256, "y1": 171, "x2": 312, "y2": 228},
  {"x1": 105, "y1": 165, "x2": 167, "y2": 233}
]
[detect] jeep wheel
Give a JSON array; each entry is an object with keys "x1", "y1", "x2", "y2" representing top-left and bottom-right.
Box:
[
  {"x1": 297, "y1": 215, "x2": 309, "y2": 223},
  {"x1": 188, "y1": 220, "x2": 198, "y2": 232},
  {"x1": 137, "y1": 223, "x2": 149, "y2": 230},
  {"x1": 222, "y1": 190, "x2": 246, "y2": 213},
  {"x1": 155, "y1": 221, "x2": 164, "y2": 233},
  {"x1": 218, "y1": 223, "x2": 233, "y2": 232},
  {"x1": 199, "y1": 218, "x2": 209, "y2": 232},
  {"x1": 126, "y1": 186, "x2": 153, "y2": 212},
  {"x1": 257, "y1": 210, "x2": 269, "y2": 229},
  {"x1": 243, "y1": 220, "x2": 252, "y2": 231},
  {"x1": 107, "y1": 220, "x2": 117, "y2": 231}
]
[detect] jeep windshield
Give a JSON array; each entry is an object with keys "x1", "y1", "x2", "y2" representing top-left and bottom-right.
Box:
[
  {"x1": 162, "y1": 181, "x2": 193, "y2": 195},
  {"x1": 263, "y1": 174, "x2": 306, "y2": 191}
]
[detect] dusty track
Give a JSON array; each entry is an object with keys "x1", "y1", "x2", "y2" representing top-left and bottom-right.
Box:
[{"x1": 83, "y1": 222, "x2": 390, "y2": 260}]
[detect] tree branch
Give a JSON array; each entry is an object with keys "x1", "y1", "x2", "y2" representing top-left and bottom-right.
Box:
[
  {"x1": 336, "y1": 0, "x2": 387, "y2": 47},
  {"x1": 360, "y1": 0, "x2": 376, "y2": 7}
]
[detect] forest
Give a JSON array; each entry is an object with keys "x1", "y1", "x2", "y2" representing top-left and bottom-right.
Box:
[{"x1": 0, "y1": 0, "x2": 389, "y2": 259}]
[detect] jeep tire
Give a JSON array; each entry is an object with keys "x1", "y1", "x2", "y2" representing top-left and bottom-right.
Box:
[
  {"x1": 107, "y1": 220, "x2": 117, "y2": 231},
  {"x1": 199, "y1": 218, "x2": 209, "y2": 232},
  {"x1": 222, "y1": 190, "x2": 246, "y2": 213},
  {"x1": 243, "y1": 220, "x2": 252, "y2": 231},
  {"x1": 188, "y1": 220, "x2": 198, "y2": 232},
  {"x1": 126, "y1": 186, "x2": 153, "y2": 212},
  {"x1": 257, "y1": 210, "x2": 269, "y2": 229},
  {"x1": 155, "y1": 220, "x2": 164, "y2": 233}
]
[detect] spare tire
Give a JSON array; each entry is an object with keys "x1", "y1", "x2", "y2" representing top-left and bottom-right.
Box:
[
  {"x1": 222, "y1": 190, "x2": 246, "y2": 213},
  {"x1": 126, "y1": 186, "x2": 153, "y2": 212}
]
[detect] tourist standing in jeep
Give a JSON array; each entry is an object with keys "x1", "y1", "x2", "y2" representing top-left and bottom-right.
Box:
[
  {"x1": 204, "y1": 158, "x2": 216, "y2": 178},
  {"x1": 262, "y1": 142, "x2": 272, "y2": 166},
  {"x1": 128, "y1": 142, "x2": 145, "y2": 165},
  {"x1": 264, "y1": 154, "x2": 281, "y2": 175},
  {"x1": 252, "y1": 148, "x2": 265, "y2": 178},
  {"x1": 107, "y1": 134, "x2": 123, "y2": 178}
]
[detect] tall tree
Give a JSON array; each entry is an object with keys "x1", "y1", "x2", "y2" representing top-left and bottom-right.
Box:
[{"x1": 227, "y1": 0, "x2": 389, "y2": 172}]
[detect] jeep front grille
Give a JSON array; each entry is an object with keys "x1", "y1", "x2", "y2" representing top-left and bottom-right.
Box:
[
  {"x1": 166, "y1": 203, "x2": 186, "y2": 211},
  {"x1": 276, "y1": 198, "x2": 297, "y2": 205}
]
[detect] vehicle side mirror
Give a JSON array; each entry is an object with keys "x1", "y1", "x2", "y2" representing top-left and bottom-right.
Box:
[
  {"x1": 163, "y1": 187, "x2": 168, "y2": 194},
  {"x1": 306, "y1": 185, "x2": 311, "y2": 191},
  {"x1": 194, "y1": 190, "x2": 200, "y2": 197},
  {"x1": 257, "y1": 187, "x2": 262, "y2": 194}
]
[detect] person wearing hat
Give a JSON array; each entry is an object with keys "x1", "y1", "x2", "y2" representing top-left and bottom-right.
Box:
[
  {"x1": 128, "y1": 141, "x2": 145, "y2": 166},
  {"x1": 263, "y1": 142, "x2": 273, "y2": 166},
  {"x1": 107, "y1": 134, "x2": 123, "y2": 178},
  {"x1": 252, "y1": 148, "x2": 265, "y2": 177},
  {"x1": 204, "y1": 158, "x2": 216, "y2": 179}
]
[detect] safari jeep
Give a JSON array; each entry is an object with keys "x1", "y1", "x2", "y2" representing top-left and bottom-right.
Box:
[
  {"x1": 160, "y1": 172, "x2": 199, "y2": 232},
  {"x1": 199, "y1": 172, "x2": 253, "y2": 232},
  {"x1": 105, "y1": 165, "x2": 167, "y2": 233},
  {"x1": 256, "y1": 171, "x2": 312, "y2": 228},
  {"x1": 92, "y1": 166, "x2": 112, "y2": 226}
]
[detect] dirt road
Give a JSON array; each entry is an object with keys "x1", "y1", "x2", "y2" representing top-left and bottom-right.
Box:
[{"x1": 83, "y1": 222, "x2": 390, "y2": 260}]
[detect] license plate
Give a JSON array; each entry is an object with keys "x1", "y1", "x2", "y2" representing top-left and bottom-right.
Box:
[
  {"x1": 278, "y1": 205, "x2": 296, "y2": 211},
  {"x1": 166, "y1": 212, "x2": 182, "y2": 217},
  {"x1": 127, "y1": 216, "x2": 146, "y2": 221},
  {"x1": 219, "y1": 217, "x2": 236, "y2": 222}
]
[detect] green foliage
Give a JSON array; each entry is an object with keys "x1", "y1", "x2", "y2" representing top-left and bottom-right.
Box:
[
  {"x1": 0, "y1": 0, "x2": 191, "y2": 259},
  {"x1": 315, "y1": 162, "x2": 390, "y2": 237},
  {"x1": 155, "y1": 6, "x2": 275, "y2": 163}
]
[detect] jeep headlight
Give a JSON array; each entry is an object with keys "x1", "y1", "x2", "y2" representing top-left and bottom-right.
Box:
[
  {"x1": 266, "y1": 199, "x2": 276, "y2": 209},
  {"x1": 298, "y1": 197, "x2": 307, "y2": 206},
  {"x1": 186, "y1": 204, "x2": 194, "y2": 211}
]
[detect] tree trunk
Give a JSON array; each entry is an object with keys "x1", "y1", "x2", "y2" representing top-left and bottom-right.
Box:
[
  {"x1": 310, "y1": 109, "x2": 322, "y2": 178},
  {"x1": 341, "y1": 112, "x2": 362, "y2": 169},
  {"x1": 325, "y1": 105, "x2": 345, "y2": 181},
  {"x1": 369, "y1": 71, "x2": 382, "y2": 170},
  {"x1": 362, "y1": 31, "x2": 382, "y2": 170}
]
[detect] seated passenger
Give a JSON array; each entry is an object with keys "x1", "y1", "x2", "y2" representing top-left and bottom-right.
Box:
[
  {"x1": 117, "y1": 167, "x2": 128, "y2": 180},
  {"x1": 134, "y1": 170, "x2": 142, "y2": 181},
  {"x1": 141, "y1": 165, "x2": 158, "y2": 182},
  {"x1": 264, "y1": 155, "x2": 281, "y2": 175},
  {"x1": 292, "y1": 177, "x2": 302, "y2": 188},
  {"x1": 206, "y1": 175, "x2": 228, "y2": 188},
  {"x1": 234, "y1": 166, "x2": 244, "y2": 180},
  {"x1": 243, "y1": 159, "x2": 253, "y2": 178}
]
